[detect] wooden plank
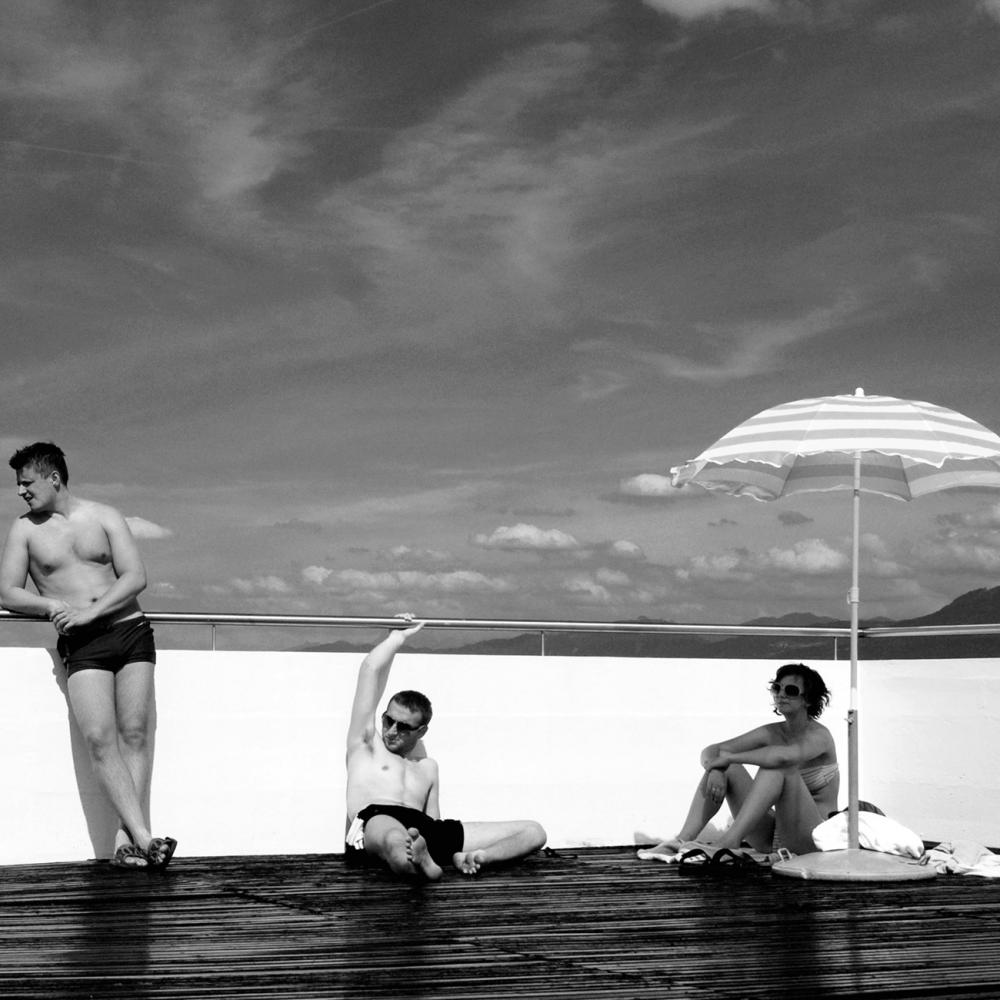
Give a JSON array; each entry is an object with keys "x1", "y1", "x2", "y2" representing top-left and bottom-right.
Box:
[{"x1": 1, "y1": 848, "x2": 999, "y2": 999}]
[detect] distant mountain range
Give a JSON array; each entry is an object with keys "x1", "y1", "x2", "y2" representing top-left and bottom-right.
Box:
[{"x1": 297, "y1": 586, "x2": 1000, "y2": 660}]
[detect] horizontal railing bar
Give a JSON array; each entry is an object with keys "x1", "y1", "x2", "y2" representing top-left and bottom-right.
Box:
[
  {"x1": 864, "y1": 622, "x2": 1000, "y2": 638},
  {"x1": 0, "y1": 609, "x2": 849, "y2": 636},
  {"x1": 3, "y1": 610, "x2": 999, "y2": 640}
]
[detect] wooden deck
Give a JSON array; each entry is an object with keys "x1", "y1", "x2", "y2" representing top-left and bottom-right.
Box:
[{"x1": 2, "y1": 846, "x2": 999, "y2": 999}]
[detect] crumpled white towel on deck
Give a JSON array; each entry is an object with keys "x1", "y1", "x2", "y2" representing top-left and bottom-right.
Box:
[
  {"x1": 924, "y1": 840, "x2": 1000, "y2": 877},
  {"x1": 811, "y1": 811, "x2": 924, "y2": 859}
]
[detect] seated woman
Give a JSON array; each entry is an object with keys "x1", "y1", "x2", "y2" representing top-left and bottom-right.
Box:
[{"x1": 644, "y1": 663, "x2": 838, "y2": 860}]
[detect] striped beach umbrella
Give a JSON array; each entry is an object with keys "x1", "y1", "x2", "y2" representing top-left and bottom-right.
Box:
[
  {"x1": 671, "y1": 389, "x2": 1000, "y2": 501},
  {"x1": 671, "y1": 389, "x2": 1000, "y2": 880}
]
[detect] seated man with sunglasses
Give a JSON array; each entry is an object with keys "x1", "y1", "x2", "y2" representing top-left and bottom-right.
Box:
[
  {"x1": 345, "y1": 615, "x2": 546, "y2": 880},
  {"x1": 641, "y1": 663, "x2": 839, "y2": 862}
]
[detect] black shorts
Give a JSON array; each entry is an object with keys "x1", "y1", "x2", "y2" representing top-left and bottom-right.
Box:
[
  {"x1": 348, "y1": 804, "x2": 465, "y2": 867},
  {"x1": 57, "y1": 615, "x2": 156, "y2": 677}
]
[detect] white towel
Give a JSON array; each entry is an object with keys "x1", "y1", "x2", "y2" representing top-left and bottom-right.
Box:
[
  {"x1": 636, "y1": 848, "x2": 682, "y2": 863},
  {"x1": 811, "y1": 810, "x2": 924, "y2": 859},
  {"x1": 346, "y1": 815, "x2": 365, "y2": 850},
  {"x1": 924, "y1": 840, "x2": 1000, "y2": 877}
]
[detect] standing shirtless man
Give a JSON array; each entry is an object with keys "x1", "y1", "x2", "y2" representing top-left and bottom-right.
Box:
[
  {"x1": 345, "y1": 615, "x2": 546, "y2": 880},
  {"x1": 0, "y1": 442, "x2": 175, "y2": 869}
]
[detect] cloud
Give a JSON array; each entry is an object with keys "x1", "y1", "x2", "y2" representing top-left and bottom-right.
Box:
[
  {"x1": 231, "y1": 575, "x2": 292, "y2": 594},
  {"x1": 562, "y1": 575, "x2": 613, "y2": 604},
  {"x1": 620, "y1": 473, "x2": 674, "y2": 497},
  {"x1": 595, "y1": 567, "x2": 631, "y2": 586},
  {"x1": 302, "y1": 565, "x2": 333, "y2": 586},
  {"x1": 979, "y1": 1, "x2": 1000, "y2": 23},
  {"x1": 510, "y1": 505, "x2": 577, "y2": 519},
  {"x1": 581, "y1": 295, "x2": 862, "y2": 387},
  {"x1": 608, "y1": 540, "x2": 646, "y2": 560},
  {"x1": 677, "y1": 550, "x2": 758, "y2": 584},
  {"x1": 612, "y1": 474, "x2": 701, "y2": 504},
  {"x1": 272, "y1": 518, "x2": 325, "y2": 535},
  {"x1": 126, "y1": 516, "x2": 173, "y2": 540},
  {"x1": 912, "y1": 506, "x2": 1000, "y2": 573},
  {"x1": 777, "y1": 511, "x2": 813, "y2": 527},
  {"x1": 935, "y1": 503, "x2": 1000, "y2": 530},
  {"x1": 762, "y1": 538, "x2": 849, "y2": 575},
  {"x1": 310, "y1": 568, "x2": 515, "y2": 595},
  {"x1": 643, "y1": 0, "x2": 778, "y2": 19},
  {"x1": 379, "y1": 545, "x2": 452, "y2": 566},
  {"x1": 678, "y1": 538, "x2": 848, "y2": 583},
  {"x1": 472, "y1": 523, "x2": 581, "y2": 551},
  {"x1": 911, "y1": 539, "x2": 1000, "y2": 574}
]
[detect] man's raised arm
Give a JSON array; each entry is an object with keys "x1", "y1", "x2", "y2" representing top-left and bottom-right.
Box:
[{"x1": 346, "y1": 616, "x2": 424, "y2": 752}]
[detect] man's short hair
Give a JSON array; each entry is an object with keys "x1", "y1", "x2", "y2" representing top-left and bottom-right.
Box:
[
  {"x1": 389, "y1": 690, "x2": 433, "y2": 727},
  {"x1": 9, "y1": 442, "x2": 69, "y2": 485}
]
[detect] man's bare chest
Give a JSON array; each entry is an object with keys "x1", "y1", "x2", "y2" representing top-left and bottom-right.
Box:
[
  {"x1": 27, "y1": 521, "x2": 112, "y2": 575},
  {"x1": 366, "y1": 746, "x2": 431, "y2": 789}
]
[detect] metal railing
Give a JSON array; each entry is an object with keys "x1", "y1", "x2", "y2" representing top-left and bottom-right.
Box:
[{"x1": 4, "y1": 609, "x2": 1000, "y2": 655}]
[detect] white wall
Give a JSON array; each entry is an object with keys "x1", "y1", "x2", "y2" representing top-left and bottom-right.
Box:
[{"x1": 1, "y1": 647, "x2": 997, "y2": 864}]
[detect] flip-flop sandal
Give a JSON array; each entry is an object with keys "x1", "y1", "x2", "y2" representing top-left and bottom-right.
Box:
[
  {"x1": 678, "y1": 847, "x2": 712, "y2": 865},
  {"x1": 712, "y1": 848, "x2": 760, "y2": 870},
  {"x1": 710, "y1": 847, "x2": 743, "y2": 866},
  {"x1": 111, "y1": 842, "x2": 150, "y2": 869},
  {"x1": 146, "y1": 837, "x2": 178, "y2": 868}
]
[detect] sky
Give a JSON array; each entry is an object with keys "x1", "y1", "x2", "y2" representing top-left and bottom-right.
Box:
[{"x1": 3, "y1": 0, "x2": 1000, "y2": 634}]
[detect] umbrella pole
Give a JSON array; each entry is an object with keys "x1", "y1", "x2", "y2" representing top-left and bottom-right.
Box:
[
  {"x1": 773, "y1": 446, "x2": 934, "y2": 880},
  {"x1": 848, "y1": 451, "x2": 861, "y2": 851}
]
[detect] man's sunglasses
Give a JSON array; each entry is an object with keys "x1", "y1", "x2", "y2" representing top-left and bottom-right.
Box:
[
  {"x1": 381, "y1": 712, "x2": 421, "y2": 734},
  {"x1": 769, "y1": 682, "x2": 802, "y2": 698}
]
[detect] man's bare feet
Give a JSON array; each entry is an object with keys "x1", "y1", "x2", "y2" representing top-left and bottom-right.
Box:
[
  {"x1": 453, "y1": 849, "x2": 488, "y2": 875},
  {"x1": 406, "y1": 828, "x2": 443, "y2": 881}
]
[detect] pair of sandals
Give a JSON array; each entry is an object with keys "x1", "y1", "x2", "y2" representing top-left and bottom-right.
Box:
[
  {"x1": 111, "y1": 831, "x2": 178, "y2": 870},
  {"x1": 677, "y1": 845, "x2": 761, "y2": 872}
]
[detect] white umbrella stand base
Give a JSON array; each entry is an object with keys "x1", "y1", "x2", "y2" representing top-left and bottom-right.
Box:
[{"x1": 772, "y1": 848, "x2": 937, "y2": 882}]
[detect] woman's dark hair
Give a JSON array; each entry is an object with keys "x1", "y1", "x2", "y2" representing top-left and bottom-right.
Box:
[{"x1": 772, "y1": 663, "x2": 830, "y2": 718}]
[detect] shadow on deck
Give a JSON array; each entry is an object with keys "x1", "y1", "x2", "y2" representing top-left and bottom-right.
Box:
[{"x1": 2, "y1": 846, "x2": 998, "y2": 999}]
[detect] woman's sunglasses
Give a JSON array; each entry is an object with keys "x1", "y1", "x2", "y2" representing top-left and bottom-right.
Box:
[{"x1": 769, "y1": 682, "x2": 802, "y2": 698}]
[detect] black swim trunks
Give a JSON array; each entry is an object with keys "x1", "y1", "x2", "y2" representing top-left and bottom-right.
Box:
[
  {"x1": 347, "y1": 804, "x2": 465, "y2": 867},
  {"x1": 57, "y1": 615, "x2": 156, "y2": 677}
]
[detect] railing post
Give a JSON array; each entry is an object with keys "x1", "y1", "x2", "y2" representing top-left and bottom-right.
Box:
[{"x1": 541, "y1": 631, "x2": 546, "y2": 656}]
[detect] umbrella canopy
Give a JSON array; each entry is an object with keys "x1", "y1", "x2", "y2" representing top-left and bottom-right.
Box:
[
  {"x1": 670, "y1": 389, "x2": 1000, "y2": 880},
  {"x1": 672, "y1": 389, "x2": 1000, "y2": 502}
]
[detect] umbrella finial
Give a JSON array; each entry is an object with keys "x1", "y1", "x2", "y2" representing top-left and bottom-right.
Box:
[{"x1": 854, "y1": 387, "x2": 865, "y2": 397}]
